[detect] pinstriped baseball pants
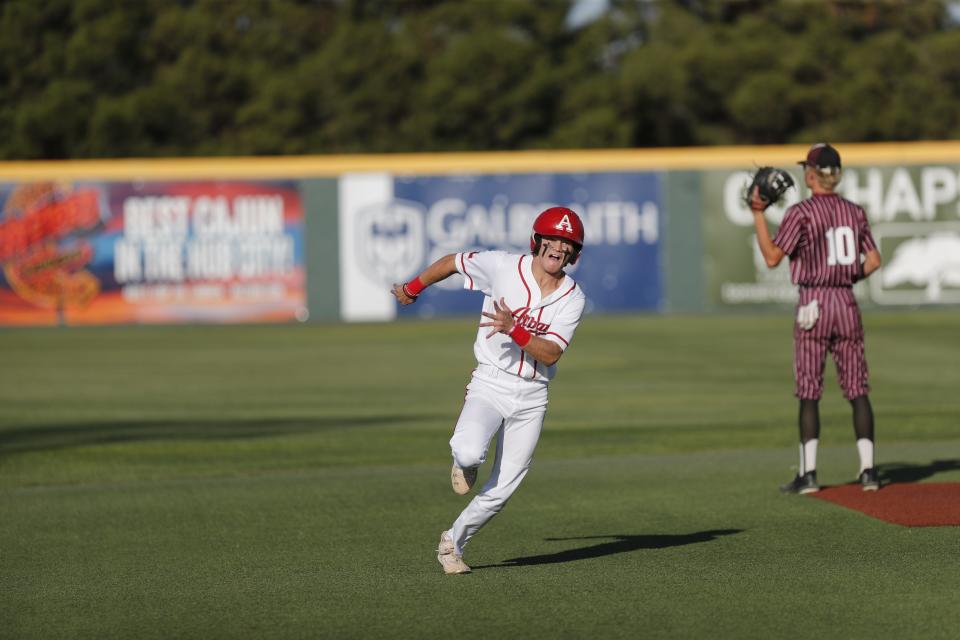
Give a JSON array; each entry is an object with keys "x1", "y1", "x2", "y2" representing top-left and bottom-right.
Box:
[{"x1": 794, "y1": 286, "x2": 870, "y2": 401}]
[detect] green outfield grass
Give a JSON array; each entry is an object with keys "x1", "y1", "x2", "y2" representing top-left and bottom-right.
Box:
[{"x1": 2, "y1": 311, "x2": 959, "y2": 639}]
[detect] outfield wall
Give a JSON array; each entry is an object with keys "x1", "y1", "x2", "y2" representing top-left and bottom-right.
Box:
[{"x1": 1, "y1": 142, "x2": 959, "y2": 325}]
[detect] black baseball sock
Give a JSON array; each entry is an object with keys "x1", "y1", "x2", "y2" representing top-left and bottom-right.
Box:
[
  {"x1": 851, "y1": 395, "x2": 874, "y2": 441},
  {"x1": 799, "y1": 399, "x2": 820, "y2": 443},
  {"x1": 798, "y1": 399, "x2": 820, "y2": 474},
  {"x1": 851, "y1": 395, "x2": 875, "y2": 473}
]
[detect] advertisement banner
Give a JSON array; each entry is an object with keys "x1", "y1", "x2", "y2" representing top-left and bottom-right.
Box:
[
  {"x1": 338, "y1": 172, "x2": 662, "y2": 320},
  {"x1": 0, "y1": 180, "x2": 306, "y2": 325},
  {"x1": 703, "y1": 164, "x2": 960, "y2": 308}
]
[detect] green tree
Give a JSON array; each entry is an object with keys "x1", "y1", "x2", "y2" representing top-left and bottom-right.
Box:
[{"x1": 0, "y1": 0, "x2": 957, "y2": 159}]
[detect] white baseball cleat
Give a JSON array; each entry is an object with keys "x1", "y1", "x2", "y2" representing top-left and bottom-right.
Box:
[
  {"x1": 450, "y1": 464, "x2": 477, "y2": 495},
  {"x1": 437, "y1": 531, "x2": 471, "y2": 574}
]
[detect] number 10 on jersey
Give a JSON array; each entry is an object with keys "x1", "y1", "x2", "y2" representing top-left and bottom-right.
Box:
[{"x1": 825, "y1": 226, "x2": 856, "y2": 266}]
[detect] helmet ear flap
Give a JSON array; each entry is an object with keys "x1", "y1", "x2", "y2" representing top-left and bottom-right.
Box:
[{"x1": 530, "y1": 233, "x2": 543, "y2": 256}]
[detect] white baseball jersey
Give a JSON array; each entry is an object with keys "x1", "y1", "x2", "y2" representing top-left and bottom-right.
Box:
[{"x1": 455, "y1": 250, "x2": 586, "y2": 382}]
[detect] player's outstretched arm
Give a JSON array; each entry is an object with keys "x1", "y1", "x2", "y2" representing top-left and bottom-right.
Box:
[
  {"x1": 480, "y1": 298, "x2": 564, "y2": 366},
  {"x1": 392, "y1": 254, "x2": 459, "y2": 305}
]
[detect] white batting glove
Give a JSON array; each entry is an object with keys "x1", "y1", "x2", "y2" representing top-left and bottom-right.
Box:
[{"x1": 796, "y1": 299, "x2": 819, "y2": 331}]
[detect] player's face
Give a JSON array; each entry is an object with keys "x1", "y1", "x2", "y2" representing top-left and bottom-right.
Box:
[{"x1": 537, "y1": 236, "x2": 577, "y2": 274}]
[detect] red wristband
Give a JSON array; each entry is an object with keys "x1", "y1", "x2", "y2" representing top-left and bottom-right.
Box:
[
  {"x1": 403, "y1": 277, "x2": 426, "y2": 297},
  {"x1": 509, "y1": 324, "x2": 532, "y2": 348}
]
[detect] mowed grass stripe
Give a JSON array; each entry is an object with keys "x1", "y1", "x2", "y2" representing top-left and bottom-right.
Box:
[{"x1": 2, "y1": 312, "x2": 958, "y2": 488}]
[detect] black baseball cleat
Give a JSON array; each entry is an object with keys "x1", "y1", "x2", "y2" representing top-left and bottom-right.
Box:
[
  {"x1": 859, "y1": 468, "x2": 880, "y2": 491},
  {"x1": 780, "y1": 470, "x2": 819, "y2": 494}
]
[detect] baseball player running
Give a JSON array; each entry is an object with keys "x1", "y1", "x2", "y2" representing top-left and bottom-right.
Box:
[
  {"x1": 392, "y1": 207, "x2": 587, "y2": 574},
  {"x1": 750, "y1": 143, "x2": 883, "y2": 494}
]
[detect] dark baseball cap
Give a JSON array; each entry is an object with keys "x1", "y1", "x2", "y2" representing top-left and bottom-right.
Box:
[{"x1": 798, "y1": 143, "x2": 841, "y2": 170}]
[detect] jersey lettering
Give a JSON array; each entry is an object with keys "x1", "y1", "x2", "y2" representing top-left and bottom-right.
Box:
[
  {"x1": 825, "y1": 226, "x2": 856, "y2": 266},
  {"x1": 556, "y1": 214, "x2": 574, "y2": 233},
  {"x1": 515, "y1": 313, "x2": 550, "y2": 335}
]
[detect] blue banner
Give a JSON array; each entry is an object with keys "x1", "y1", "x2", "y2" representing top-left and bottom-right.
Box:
[{"x1": 389, "y1": 172, "x2": 662, "y2": 317}]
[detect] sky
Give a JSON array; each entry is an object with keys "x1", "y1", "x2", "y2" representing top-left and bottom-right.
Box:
[{"x1": 565, "y1": 0, "x2": 611, "y2": 30}]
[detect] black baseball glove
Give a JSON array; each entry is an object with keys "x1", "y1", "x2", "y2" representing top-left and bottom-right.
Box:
[{"x1": 745, "y1": 167, "x2": 794, "y2": 208}]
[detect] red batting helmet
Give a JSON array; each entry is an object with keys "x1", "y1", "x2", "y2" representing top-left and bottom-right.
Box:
[{"x1": 529, "y1": 206, "x2": 585, "y2": 264}]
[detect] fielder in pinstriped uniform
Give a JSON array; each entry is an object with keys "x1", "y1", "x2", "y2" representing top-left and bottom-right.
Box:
[
  {"x1": 750, "y1": 143, "x2": 883, "y2": 494},
  {"x1": 392, "y1": 207, "x2": 587, "y2": 574}
]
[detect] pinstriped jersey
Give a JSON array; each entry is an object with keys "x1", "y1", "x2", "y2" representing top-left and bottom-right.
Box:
[
  {"x1": 455, "y1": 250, "x2": 585, "y2": 382},
  {"x1": 773, "y1": 193, "x2": 877, "y2": 287}
]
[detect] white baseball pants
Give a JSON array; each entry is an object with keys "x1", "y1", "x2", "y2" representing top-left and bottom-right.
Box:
[{"x1": 447, "y1": 364, "x2": 549, "y2": 555}]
